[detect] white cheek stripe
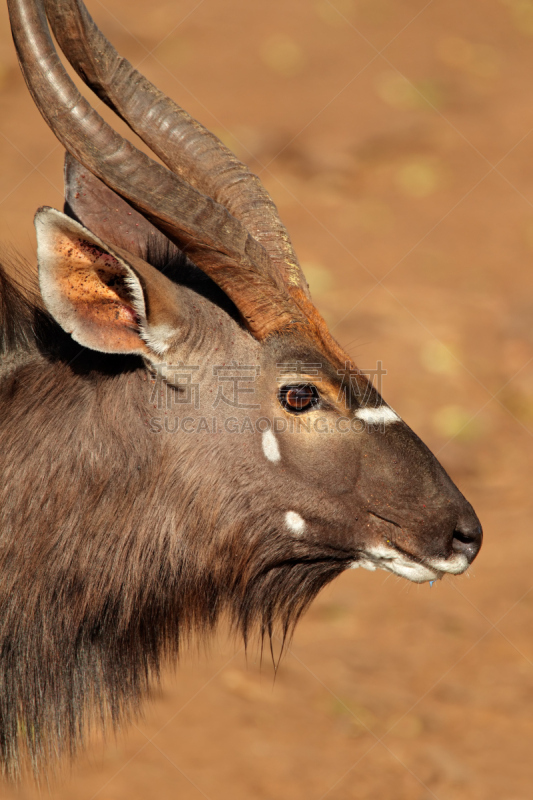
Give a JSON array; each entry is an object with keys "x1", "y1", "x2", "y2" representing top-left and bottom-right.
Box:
[
  {"x1": 355, "y1": 406, "x2": 400, "y2": 425},
  {"x1": 285, "y1": 511, "x2": 306, "y2": 535},
  {"x1": 262, "y1": 429, "x2": 281, "y2": 463}
]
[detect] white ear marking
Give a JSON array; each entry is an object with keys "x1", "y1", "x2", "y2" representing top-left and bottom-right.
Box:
[
  {"x1": 285, "y1": 511, "x2": 306, "y2": 535},
  {"x1": 262, "y1": 429, "x2": 280, "y2": 463},
  {"x1": 140, "y1": 323, "x2": 175, "y2": 355},
  {"x1": 355, "y1": 407, "x2": 400, "y2": 425}
]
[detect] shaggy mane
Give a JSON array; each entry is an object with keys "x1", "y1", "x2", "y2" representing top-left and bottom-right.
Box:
[{"x1": 0, "y1": 258, "x2": 347, "y2": 779}]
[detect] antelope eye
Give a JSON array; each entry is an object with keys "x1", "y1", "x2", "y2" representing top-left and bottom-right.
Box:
[{"x1": 279, "y1": 384, "x2": 320, "y2": 413}]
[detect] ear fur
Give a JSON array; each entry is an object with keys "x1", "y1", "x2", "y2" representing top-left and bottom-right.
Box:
[{"x1": 35, "y1": 207, "x2": 181, "y2": 358}]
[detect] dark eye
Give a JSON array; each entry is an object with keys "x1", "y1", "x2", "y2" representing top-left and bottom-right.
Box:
[{"x1": 279, "y1": 384, "x2": 320, "y2": 413}]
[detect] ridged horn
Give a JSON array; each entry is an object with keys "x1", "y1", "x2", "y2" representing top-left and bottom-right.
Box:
[
  {"x1": 8, "y1": 0, "x2": 306, "y2": 339},
  {"x1": 43, "y1": 0, "x2": 310, "y2": 298}
]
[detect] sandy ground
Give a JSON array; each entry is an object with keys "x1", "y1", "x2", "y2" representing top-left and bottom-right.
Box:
[{"x1": 1, "y1": 0, "x2": 533, "y2": 798}]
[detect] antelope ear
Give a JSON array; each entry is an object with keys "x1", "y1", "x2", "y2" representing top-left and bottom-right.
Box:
[
  {"x1": 63, "y1": 152, "x2": 180, "y2": 264},
  {"x1": 35, "y1": 206, "x2": 181, "y2": 358}
]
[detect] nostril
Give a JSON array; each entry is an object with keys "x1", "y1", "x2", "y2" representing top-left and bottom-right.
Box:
[
  {"x1": 453, "y1": 529, "x2": 477, "y2": 545},
  {"x1": 452, "y1": 521, "x2": 483, "y2": 561}
]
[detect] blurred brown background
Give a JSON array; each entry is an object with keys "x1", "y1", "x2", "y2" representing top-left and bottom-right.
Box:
[{"x1": 1, "y1": 0, "x2": 533, "y2": 798}]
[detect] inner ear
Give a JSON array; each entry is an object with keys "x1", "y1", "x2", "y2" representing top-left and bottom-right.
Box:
[{"x1": 35, "y1": 206, "x2": 179, "y2": 357}]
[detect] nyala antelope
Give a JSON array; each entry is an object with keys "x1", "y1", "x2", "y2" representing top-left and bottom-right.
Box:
[{"x1": 0, "y1": 0, "x2": 482, "y2": 778}]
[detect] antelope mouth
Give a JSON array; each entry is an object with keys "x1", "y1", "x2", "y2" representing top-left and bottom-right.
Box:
[{"x1": 350, "y1": 544, "x2": 469, "y2": 584}]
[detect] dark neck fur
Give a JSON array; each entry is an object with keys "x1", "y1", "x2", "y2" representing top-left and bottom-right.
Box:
[{"x1": 0, "y1": 261, "x2": 343, "y2": 778}]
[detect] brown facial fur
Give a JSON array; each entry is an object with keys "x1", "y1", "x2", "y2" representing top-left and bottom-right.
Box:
[
  {"x1": 2, "y1": 0, "x2": 481, "y2": 780},
  {"x1": 0, "y1": 225, "x2": 481, "y2": 777}
]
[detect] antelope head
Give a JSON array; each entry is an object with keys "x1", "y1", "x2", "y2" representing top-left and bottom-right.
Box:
[
  {"x1": 3, "y1": 0, "x2": 482, "y2": 775},
  {"x1": 8, "y1": 0, "x2": 483, "y2": 601}
]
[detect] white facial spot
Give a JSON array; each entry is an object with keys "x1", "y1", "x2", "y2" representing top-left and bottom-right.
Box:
[
  {"x1": 355, "y1": 406, "x2": 400, "y2": 425},
  {"x1": 262, "y1": 429, "x2": 280, "y2": 463},
  {"x1": 285, "y1": 511, "x2": 306, "y2": 535}
]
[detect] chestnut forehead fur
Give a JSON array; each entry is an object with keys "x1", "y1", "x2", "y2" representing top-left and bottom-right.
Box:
[{"x1": 0, "y1": 258, "x2": 349, "y2": 778}]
